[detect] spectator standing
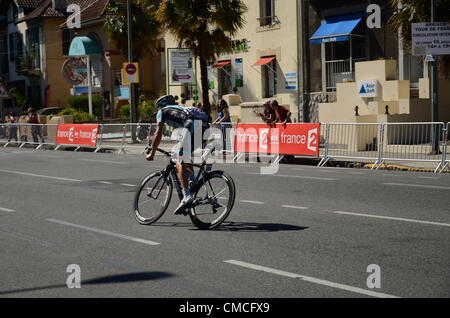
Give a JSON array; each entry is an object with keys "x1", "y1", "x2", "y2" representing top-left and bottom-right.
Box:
[
  {"x1": 213, "y1": 99, "x2": 232, "y2": 151},
  {"x1": 18, "y1": 111, "x2": 30, "y2": 142},
  {"x1": 7, "y1": 112, "x2": 18, "y2": 142},
  {"x1": 28, "y1": 108, "x2": 45, "y2": 144}
]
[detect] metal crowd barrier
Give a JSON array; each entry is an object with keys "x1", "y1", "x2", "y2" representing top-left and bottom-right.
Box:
[{"x1": 319, "y1": 122, "x2": 448, "y2": 173}]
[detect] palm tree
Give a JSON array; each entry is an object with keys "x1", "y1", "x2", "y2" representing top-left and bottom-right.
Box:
[
  {"x1": 389, "y1": 0, "x2": 450, "y2": 77},
  {"x1": 103, "y1": 0, "x2": 162, "y2": 60},
  {"x1": 156, "y1": 0, "x2": 248, "y2": 114}
]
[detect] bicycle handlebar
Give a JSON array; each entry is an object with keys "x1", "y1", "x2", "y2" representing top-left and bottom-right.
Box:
[{"x1": 145, "y1": 146, "x2": 172, "y2": 157}]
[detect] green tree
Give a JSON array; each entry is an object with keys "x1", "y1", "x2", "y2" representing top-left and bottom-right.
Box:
[
  {"x1": 389, "y1": 0, "x2": 450, "y2": 77},
  {"x1": 156, "y1": 0, "x2": 248, "y2": 114},
  {"x1": 103, "y1": 0, "x2": 162, "y2": 60}
]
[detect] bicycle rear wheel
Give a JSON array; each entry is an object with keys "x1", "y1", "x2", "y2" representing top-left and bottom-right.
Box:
[
  {"x1": 190, "y1": 171, "x2": 236, "y2": 230},
  {"x1": 134, "y1": 172, "x2": 172, "y2": 225}
]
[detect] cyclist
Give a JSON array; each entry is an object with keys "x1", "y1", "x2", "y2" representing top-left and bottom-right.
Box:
[{"x1": 145, "y1": 95, "x2": 211, "y2": 214}]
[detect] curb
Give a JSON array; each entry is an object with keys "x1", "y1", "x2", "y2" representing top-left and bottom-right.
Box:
[{"x1": 363, "y1": 163, "x2": 450, "y2": 173}]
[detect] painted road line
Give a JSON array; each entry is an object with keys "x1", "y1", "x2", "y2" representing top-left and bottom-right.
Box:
[
  {"x1": 121, "y1": 183, "x2": 137, "y2": 187},
  {"x1": 333, "y1": 211, "x2": 450, "y2": 228},
  {"x1": 282, "y1": 205, "x2": 309, "y2": 210},
  {"x1": 46, "y1": 218, "x2": 160, "y2": 246},
  {"x1": 247, "y1": 173, "x2": 336, "y2": 181},
  {"x1": 81, "y1": 159, "x2": 127, "y2": 165},
  {"x1": 240, "y1": 200, "x2": 265, "y2": 205},
  {"x1": 98, "y1": 181, "x2": 113, "y2": 185},
  {"x1": 0, "y1": 207, "x2": 15, "y2": 213},
  {"x1": 224, "y1": 260, "x2": 399, "y2": 298},
  {"x1": 0, "y1": 169, "x2": 82, "y2": 182},
  {"x1": 383, "y1": 182, "x2": 450, "y2": 190},
  {"x1": 417, "y1": 176, "x2": 439, "y2": 180}
]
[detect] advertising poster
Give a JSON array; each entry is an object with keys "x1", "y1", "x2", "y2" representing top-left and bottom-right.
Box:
[{"x1": 169, "y1": 49, "x2": 194, "y2": 84}]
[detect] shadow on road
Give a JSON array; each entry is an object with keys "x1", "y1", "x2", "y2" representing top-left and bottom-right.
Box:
[
  {"x1": 216, "y1": 222, "x2": 308, "y2": 232},
  {"x1": 0, "y1": 272, "x2": 173, "y2": 296},
  {"x1": 153, "y1": 221, "x2": 308, "y2": 232}
]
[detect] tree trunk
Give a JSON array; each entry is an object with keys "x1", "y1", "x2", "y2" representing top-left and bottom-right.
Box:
[{"x1": 199, "y1": 55, "x2": 211, "y2": 114}]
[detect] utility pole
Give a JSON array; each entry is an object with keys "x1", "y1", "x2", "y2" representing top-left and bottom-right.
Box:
[
  {"x1": 430, "y1": 0, "x2": 439, "y2": 153},
  {"x1": 127, "y1": 0, "x2": 137, "y2": 143}
]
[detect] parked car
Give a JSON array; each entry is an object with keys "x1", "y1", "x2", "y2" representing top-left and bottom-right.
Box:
[{"x1": 35, "y1": 107, "x2": 65, "y2": 116}]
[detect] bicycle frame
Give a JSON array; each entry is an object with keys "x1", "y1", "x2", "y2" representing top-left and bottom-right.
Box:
[{"x1": 154, "y1": 148, "x2": 212, "y2": 203}]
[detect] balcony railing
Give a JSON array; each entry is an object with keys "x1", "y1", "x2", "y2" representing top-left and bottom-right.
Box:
[
  {"x1": 257, "y1": 15, "x2": 280, "y2": 27},
  {"x1": 325, "y1": 58, "x2": 367, "y2": 91},
  {"x1": 16, "y1": 52, "x2": 41, "y2": 76}
]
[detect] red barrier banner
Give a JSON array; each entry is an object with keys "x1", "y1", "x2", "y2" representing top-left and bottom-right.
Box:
[
  {"x1": 56, "y1": 124, "x2": 99, "y2": 147},
  {"x1": 234, "y1": 123, "x2": 320, "y2": 156}
]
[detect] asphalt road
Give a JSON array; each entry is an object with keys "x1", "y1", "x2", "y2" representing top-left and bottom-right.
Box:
[{"x1": 0, "y1": 146, "x2": 449, "y2": 298}]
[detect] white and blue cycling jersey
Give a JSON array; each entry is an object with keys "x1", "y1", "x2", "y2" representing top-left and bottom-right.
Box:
[{"x1": 156, "y1": 105, "x2": 210, "y2": 128}]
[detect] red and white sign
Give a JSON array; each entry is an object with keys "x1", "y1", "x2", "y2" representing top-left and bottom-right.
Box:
[
  {"x1": 56, "y1": 124, "x2": 99, "y2": 147},
  {"x1": 122, "y1": 62, "x2": 139, "y2": 84},
  {"x1": 0, "y1": 83, "x2": 10, "y2": 99},
  {"x1": 234, "y1": 123, "x2": 320, "y2": 156}
]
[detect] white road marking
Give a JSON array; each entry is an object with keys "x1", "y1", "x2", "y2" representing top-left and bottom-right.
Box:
[
  {"x1": 282, "y1": 205, "x2": 309, "y2": 210},
  {"x1": 417, "y1": 176, "x2": 438, "y2": 180},
  {"x1": 98, "y1": 181, "x2": 112, "y2": 185},
  {"x1": 0, "y1": 207, "x2": 15, "y2": 213},
  {"x1": 224, "y1": 260, "x2": 399, "y2": 298},
  {"x1": 247, "y1": 173, "x2": 336, "y2": 181},
  {"x1": 81, "y1": 159, "x2": 127, "y2": 165},
  {"x1": 46, "y1": 218, "x2": 160, "y2": 246},
  {"x1": 381, "y1": 174, "x2": 401, "y2": 177},
  {"x1": 383, "y1": 182, "x2": 450, "y2": 190},
  {"x1": 332, "y1": 211, "x2": 450, "y2": 228},
  {"x1": 0, "y1": 169, "x2": 82, "y2": 182},
  {"x1": 349, "y1": 172, "x2": 367, "y2": 175},
  {"x1": 240, "y1": 200, "x2": 264, "y2": 204},
  {"x1": 120, "y1": 183, "x2": 137, "y2": 187}
]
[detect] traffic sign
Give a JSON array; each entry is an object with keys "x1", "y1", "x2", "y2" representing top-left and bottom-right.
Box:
[
  {"x1": 0, "y1": 83, "x2": 10, "y2": 99},
  {"x1": 122, "y1": 62, "x2": 139, "y2": 84}
]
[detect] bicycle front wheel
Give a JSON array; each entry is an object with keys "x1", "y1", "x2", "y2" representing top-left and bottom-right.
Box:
[
  {"x1": 190, "y1": 171, "x2": 236, "y2": 230},
  {"x1": 134, "y1": 172, "x2": 172, "y2": 225}
]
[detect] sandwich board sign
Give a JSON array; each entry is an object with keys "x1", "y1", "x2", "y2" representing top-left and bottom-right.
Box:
[{"x1": 0, "y1": 83, "x2": 10, "y2": 99}]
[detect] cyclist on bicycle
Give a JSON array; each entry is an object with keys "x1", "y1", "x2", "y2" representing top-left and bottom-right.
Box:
[{"x1": 145, "y1": 95, "x2": 211, "y2": 214}]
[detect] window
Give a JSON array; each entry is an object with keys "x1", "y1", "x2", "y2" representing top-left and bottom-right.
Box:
[
  {"x1": 259, "y1": 0, "x2": 275, "y2": 26},
  {"x1": 9, "y1": 32, "x2": 23, "y2": 63},
  {"x1": 61, "y1": 29, "x2": 72, "y2": 56},
  {"x1": 216, "y1": 61, "x2": 232, "y2": 98},
  {"x1": 26, "y1": 27, "x2": 40, "y2": 69},
  {"x1": 263, "y1": 59, "x2": 277, "y2": 98},
  {"x1": 0, "y1": 34, "x2": 8, "y2": 74},
  {"x1": 8, "y1": 33, "x2": 14, "y2": 62}
]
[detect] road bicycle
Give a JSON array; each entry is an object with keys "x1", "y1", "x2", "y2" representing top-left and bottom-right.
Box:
[{"x1": 134, "y1": 147, "x2": 236, "y2": 230}]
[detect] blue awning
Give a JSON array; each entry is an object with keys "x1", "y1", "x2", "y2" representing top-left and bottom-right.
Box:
[
  {"x1": 69, "y1": 36, "x2": 101, "y2": 56},
  {"x1": 310, "y1": 13, "x2": 364, "y2": 44}
]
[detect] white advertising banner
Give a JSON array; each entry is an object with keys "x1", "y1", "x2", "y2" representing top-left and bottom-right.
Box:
[
  {"x1": 169, "y1": 49, "x2": 194, "y2": 84},
  {"x1": 412, "y1": 22, "x2": 450, "y2": 56}
]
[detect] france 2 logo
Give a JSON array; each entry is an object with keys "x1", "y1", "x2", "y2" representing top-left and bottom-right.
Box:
[
  {"x1": 259, "y1": 128, "x2": 269, "y2": 151},
  {"x1": 307, "y1": 128, "x2": 318, "y2": 153},
  {"x1": 91, "y1": 128, "x2": 98, "y2": 144}
]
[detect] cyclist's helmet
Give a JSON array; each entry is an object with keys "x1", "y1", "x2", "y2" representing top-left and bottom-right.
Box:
[{"x1": 155, "y1": 95, "x2": 176, "y2": 109}]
